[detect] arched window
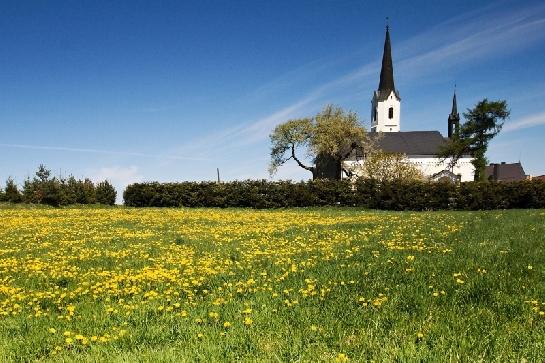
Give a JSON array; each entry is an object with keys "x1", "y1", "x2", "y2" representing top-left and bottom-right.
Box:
[{"x1": 388, "y1": 107, "x2": 394, "y2": 119}]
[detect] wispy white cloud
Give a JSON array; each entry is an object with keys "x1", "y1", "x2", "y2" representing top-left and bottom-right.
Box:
[
  {"x1": 90, "y1": 166, "x2": 142, "y2": 185},
  {"x1": 503, "y1": 112, "x2": 545, "y2": 132},
  {"x1": 171, "y1": 1, "x2": 545, "y2": 161},
  {"x1": 89, "y1": 166, "x2": 143, "y2": 204},
  {"x1": 0, "y1": 143, "x2": 208, "y2": 161}
]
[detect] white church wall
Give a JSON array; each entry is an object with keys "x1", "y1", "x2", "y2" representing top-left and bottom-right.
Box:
[
  {"x1": 343, "y1": 155, "x2": 475, "y2": 182},
  {"x1": 406, "y1": 156, "x2": 475, "y2": 182}
]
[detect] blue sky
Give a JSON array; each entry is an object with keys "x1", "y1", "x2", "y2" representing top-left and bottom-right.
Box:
[{"x1": 1, "y1": 0, "x2": 545, "y2": 200}]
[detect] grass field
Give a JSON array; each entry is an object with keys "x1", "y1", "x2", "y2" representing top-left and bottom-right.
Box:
[{"x1": 1, "y1": 205, "x2": 545, "y2": 362}]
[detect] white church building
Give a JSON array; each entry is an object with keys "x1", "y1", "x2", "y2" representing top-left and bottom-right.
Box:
[{"x1": 344, "y1": 26, "x2": 475, "y2": 182}]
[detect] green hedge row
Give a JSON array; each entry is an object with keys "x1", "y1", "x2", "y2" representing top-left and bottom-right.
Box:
[{"x1": 123, "y1": 179, "x2": 545, "y2": 210}]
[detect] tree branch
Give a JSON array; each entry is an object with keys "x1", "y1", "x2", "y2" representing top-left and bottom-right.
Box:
[{"x1": 290, "y1": 144, "x2": 315, "y2": 173}]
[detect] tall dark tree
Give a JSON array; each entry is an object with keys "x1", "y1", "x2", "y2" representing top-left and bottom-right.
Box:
[
  {"x1": 96, "y1": 180, "x2": 117, "y2": 205},
  {"x1": 440, "y1": 99, "x2": 510, "y2": 181},
  {"x1": 5, "y1": 177, "x2": 22, "y2": 203}
]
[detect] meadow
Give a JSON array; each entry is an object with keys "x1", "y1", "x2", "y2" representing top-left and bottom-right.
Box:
[{"x1": 0, "y1": 205, "x2": 544, "y2": 362}]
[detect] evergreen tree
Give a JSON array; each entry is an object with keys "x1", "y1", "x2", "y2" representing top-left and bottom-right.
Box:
[
  {"x1": 96, "y1": 180, "x2": 117, "y2": 205},
  {"x1": 5, "y1": 177, "x2": 23, "y2": 203},
  {"x1": 440, "y1": 99, "x2": 510, "y2": 181}
]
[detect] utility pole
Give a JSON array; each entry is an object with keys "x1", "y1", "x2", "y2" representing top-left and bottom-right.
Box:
[{"x1": 217, "y1": 168, "x2": 220, "y2": 183}]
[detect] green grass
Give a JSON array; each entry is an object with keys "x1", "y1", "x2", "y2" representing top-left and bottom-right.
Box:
[{"x1": 0, "y1": 206, "x2": 544, "y2": 362}]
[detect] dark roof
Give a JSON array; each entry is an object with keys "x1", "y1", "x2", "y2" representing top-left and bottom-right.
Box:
[
  {"x1": 485, "y1": 162, "x2": 527, "y2": 182},
  {"x1": 378, "y1": 26, "x2": 396, "y2": 97},
  {"x1": 449, "y1": 91, "x2": 459, "y2": 120},
  {"x1": 373, "y1": 131, "x2": 447, "y2": 155},
  {"x1": 346, "y1": 131, "x2": 450, "y2": 160}
]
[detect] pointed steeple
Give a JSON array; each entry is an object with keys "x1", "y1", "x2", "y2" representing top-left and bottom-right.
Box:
[
  {"x1": 448, "y1": 88, "x2": 460, "y2": 138},
  {"x1": 378, "y1": 25, "x2": 396, "y2": 94},
  {"x1": 450, "y1": 90, "x2": 458, "y2": 116},
  {"x1": 371, "y1": 23, "x2": 401, "y2": 133}
]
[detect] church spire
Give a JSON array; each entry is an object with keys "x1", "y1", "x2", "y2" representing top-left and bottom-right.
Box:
[
  {"x1": 448, "y1": 88, "x2": 460, "y2": 138},
  {"x1": 371, "y1": 23, "x2": 400, "y2": 133},
  {"x1": 378, "y1": 25, "x2": 396, "y2": 94},
  {"x1": 451, "y1": 89, "x2": 458, "y2": 116}
]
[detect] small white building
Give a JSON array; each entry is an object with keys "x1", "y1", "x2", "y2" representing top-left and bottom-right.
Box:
[{"x1": 344, "y1": 26, "x2": 475, "y2": 182}]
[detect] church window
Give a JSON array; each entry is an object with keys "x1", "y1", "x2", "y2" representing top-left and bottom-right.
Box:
[{"x1": 388, "y1": 107, "x2": 394, "y2": 119}]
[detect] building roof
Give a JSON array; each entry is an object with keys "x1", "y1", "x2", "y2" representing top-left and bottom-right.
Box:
[
  {"x1": 485, "y1": 162, "x2": 527, "y2": 182},
  {"x1": 372, "y1": 131, "x2": 448, "y2": 155},
  {"x1": 377, "y1": 26, "x2": 398, "y2": 101},
  {"x1": 346, "y1": 131, "x2": 453, "y2": 160},
  {"x1": 449, "y1": 91, "x2": 459, "y2": 120}
]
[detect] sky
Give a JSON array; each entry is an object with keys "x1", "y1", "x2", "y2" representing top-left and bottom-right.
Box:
[{"x1": 1, "y1": 0, "x2": 545, "y2": 201}]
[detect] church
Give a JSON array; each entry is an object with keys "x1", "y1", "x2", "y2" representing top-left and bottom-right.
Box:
[{"x1": 343, "y1": 27, "x2": 475, "y2": 182}]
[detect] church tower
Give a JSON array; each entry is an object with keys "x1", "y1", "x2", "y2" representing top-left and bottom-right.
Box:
[
  {"x1": 448, "y1": 90, "x2": 460, "y2": 138},
  {"x1": 371, "y1": 25, "x2": 401, "y2": 132}
]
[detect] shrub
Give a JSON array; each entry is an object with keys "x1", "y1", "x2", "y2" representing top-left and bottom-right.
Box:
[
  {"x1": 96, "y1": 180, "x2": 117, "y2": 205},
  {"x1": 123, "y1": 179, "x2": 545, "y2": 210},
  {"x1": 4, "y1": 178, "x2": 23, "y2": 203}
]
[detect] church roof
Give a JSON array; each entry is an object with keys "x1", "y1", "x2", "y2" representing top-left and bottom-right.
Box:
[
  {"x1": 376, "y1": 26, "x2": 398, "y2": 101},
  {"x1": 346, "y1": 131, "x2": 452, "y2": 160},
  {"x1": 371, "y1": 131, "x2": 448, "y2": 155},
  {"x1": 449, "y1": 91, "x2": 459, "y2": 120}
]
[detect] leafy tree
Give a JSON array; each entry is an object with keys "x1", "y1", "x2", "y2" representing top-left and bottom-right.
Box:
[
  {"x1": 96, "y1": 180, "x2": 117, "y2": 205},
  {"x1": 22, "y1": 165, "x2": 61, "y2": 206},
  {"x1": 440, "y1": 99, "x2": 510, "y2": 181},
  {"x1": 269, "y1": 105, "x2": 369, "y2": 180},
  {"x1": 5, "y1": 177, "x2": 23, "y2": 203},
  {"x1": 348, "y1": 151, "x2": 424, "y2": 182}
]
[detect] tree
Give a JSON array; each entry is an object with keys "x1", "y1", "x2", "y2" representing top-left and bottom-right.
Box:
[
  {"x1": 96, "y1": 180, "x2": 117, "y2": 205},
  {"x1": 22, "y1": 165, "x2": 62, "y2": 206},
  {"x1": 439, "y1": 99, "x2": 509, "y2": 181},
  {"x1": 348, "y1": 151, "x2": 424, "y2": 182},
  {"x1": 269, "y1": 105, "x2": 369, "y2": 180},
  {"x1": 5, "y1": 177, "x2": 23, "y2": 203}
]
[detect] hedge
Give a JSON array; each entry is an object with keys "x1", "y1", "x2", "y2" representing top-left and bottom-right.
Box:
[{"x1": 123, "y1": 179, "x2": 545, "y2": 210}]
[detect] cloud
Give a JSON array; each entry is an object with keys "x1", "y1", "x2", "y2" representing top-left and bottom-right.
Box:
[
  {"x1": 170, "y1": 1, "x2": 545, "y2": 160},
  {"x1": 0, "y1": 143, "x2": 208, "y2": 161},
  {"x1": 89, "y1": 166, "x2": 143, "y2": 204},
  {"x1": 503, "y1": 112, "x2": 545, "y2": 132},
  {"x1": 91, "y1": 166, "x2": 142, "y2": 185}
]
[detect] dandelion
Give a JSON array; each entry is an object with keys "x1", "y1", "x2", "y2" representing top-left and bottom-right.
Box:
[
  {"x1": 243, "y1": 317, "x2": 253, "y2": 326},
  {"x1": 223, "y1": 321, "x2": 231, "y2": 328},
  {"x1": 48, "y1": 328, "x2": 56, "y2": 334},
  {"x1": 335, "y1": 353, "x2": 349, "y2": 362}
]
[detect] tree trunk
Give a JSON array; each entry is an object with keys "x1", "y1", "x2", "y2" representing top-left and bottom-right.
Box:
[{"x1": 314, "y1": 153, "x2": 342, "y2": 180}]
